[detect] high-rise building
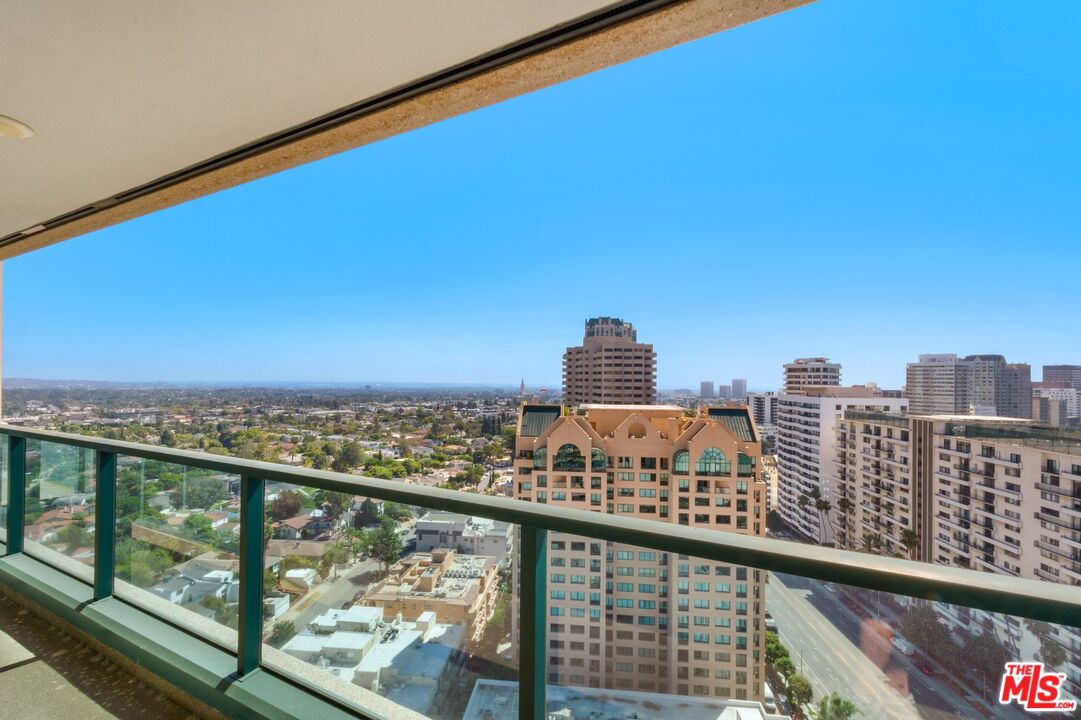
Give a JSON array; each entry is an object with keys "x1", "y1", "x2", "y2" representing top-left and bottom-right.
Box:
[
  {"x1": 1033, "y1": 383, "x2": 1080, "y2": 427},
  {"x1": 699, "y1": 381, "x2": 715, "y2": 398},
  {"x1": 717, "y1": 384, "x2": 732, "y2": 398},
  {"x1": 775, "y1": 386, "x2": 907, "y2": 543},
  {"x1": 513, "y1": 403, "x2": 767, "y2": 701},
  {"x1": 904, "y1": 354, "x2": 972, "y2": 414},
  {"x1": 782, "y1": 358, "x2": 841, "y2": 395},
  {"x1": 833, "y1": 412, "x2": 1081, "y2": 696},
  {"x1": 562, "y1": 317, "x2": 657, "y2": 405},
  {"x1": 1043, "y1": 365, "x2": 1081, "y2": 388},
  {"x1": 746, "y1": 393, "x2": 777, "y2": 427},
  {"x1": 905, "y1": 354, "x2": 1031, "y2": 419},
  {"x1": 731, "y1": 379, "x2": 747, "y2": 400}
]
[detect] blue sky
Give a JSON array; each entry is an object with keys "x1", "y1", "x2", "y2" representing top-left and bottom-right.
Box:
[{"x1": 5, "y1": 1, "x2": 1080, "y2": 390}]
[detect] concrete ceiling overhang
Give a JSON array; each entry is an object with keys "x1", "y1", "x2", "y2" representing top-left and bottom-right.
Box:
[{"x1": 0, "y1": 0, "x2": 810, "y2": 259}]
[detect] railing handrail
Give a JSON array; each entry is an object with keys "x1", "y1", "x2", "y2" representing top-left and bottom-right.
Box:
[{"x1": 3, "y1": 422, "x2": 1080, "y2": 631}]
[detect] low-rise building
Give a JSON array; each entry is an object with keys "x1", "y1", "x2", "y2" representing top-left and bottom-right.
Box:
[
  {"x1": 414, "y1": 512, "x2": 512, "y2": 564},
  {"x1": 360, "y1": 549, "x2": 499, "y2": 641},
  {"x1": 463, "y1": 679, "x2": 790, "y2": 720},
  {"x1": 280, "y1": 607, "x2": 464, "y2": 718}
]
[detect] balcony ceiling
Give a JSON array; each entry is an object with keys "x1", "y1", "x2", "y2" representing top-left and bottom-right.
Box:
[{"x1": 0, "y1": 0, "x2": 809, "y2": 253}]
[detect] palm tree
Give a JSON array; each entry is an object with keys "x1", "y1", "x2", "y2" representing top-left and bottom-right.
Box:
[
  {"x1": 900, "y1": 529, "x2": 920, "y2": 560},
  {"x1": 862, "y1": 533, "x2": 881, "y2": 554},
  {"x1": 809, "y1": 488, "x2": 834, "y2": 545}
]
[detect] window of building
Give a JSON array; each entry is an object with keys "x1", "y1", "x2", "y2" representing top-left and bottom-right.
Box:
[
  {"x1": 673, "y1": 450, "x2": 690, "y2": 475},
  {"x1": 554, "y1": 443, "x2": 586, "y2": 471},
  {"x1": 696, "y1": 448, "x2": 732, "y2": 476}
]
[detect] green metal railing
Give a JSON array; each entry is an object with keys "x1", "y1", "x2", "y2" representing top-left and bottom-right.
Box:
[{"x1": 2, "y1": 423, "x2": 1081, "y2": 719}]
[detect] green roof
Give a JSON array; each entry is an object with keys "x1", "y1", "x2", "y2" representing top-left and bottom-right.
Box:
[
  {"x1": 520, "y1": 405, "x2": 561, "y2": 437},
  {"x1": 707, "y1": 408, "x2": 757, "y2": 442}
]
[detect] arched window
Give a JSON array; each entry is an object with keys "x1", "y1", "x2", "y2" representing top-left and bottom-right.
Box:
[
  {"x1": 533, "y1": 446, "x2": 547, "y2": 469},
  {"x1": 627, "y1": 422, "x2": 647, "y2": 439},
  {"x1": 553, "y1": 443, "x2": 586, "y2": 472},
  {"x1": 673, "y1": 450, "x2": 690, "y2": 476},
  {"x1": 737, "y1": 452, "x2": 756, "y2": 477},
  {"x1": 695, "y1": 448, "x2": 731, "y2": 476},
  {"x1": 591, "y1": 448, "x2": 607, "y2": 472}
]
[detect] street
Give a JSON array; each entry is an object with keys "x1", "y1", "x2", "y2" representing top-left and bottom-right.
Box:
[{"x1": 767, "y1": 572, "x2": 924, "y2": 719}]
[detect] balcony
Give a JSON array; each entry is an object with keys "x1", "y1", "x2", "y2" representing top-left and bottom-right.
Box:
[{"x1": 1, "y1": 425, "x2": 1081, "y2": 720}]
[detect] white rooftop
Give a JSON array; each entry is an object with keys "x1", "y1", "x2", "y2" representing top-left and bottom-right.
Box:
[{"x1": 462, "y1": 680, "x2": 790, "y2": 720}]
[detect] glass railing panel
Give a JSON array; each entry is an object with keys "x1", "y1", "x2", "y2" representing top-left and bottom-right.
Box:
[
  {"x1": 535, "y1": 540, "x2": 1080, "y2": 720},
  {"x1": 22, "y1": 439, "x2": 95, "y2": 582},
  {"x1": 766, "y1": 574, "x2": 1078, "y2": 719},
  {"x1": 112, "y1": 455, "x2": 240, "y2": 650},
  {"x1": 536, "y1": 534, "x2": 769, "y2": 719},
  {"x1": 260, "y1": 484, "x2": 517, "y2": 720}
]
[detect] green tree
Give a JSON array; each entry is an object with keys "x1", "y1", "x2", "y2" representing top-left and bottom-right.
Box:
[
  {"x1": 383, "y1": 502, "x2": 412, "y2": 521},
  {"x1": 900, "y1": 529, "x2": 920, "y2": 559},
  {"x1": 787, "y1": 673, "x2": 814, "y2": 709},
  {"x1": 964, "y1": 632, "x2": 1011, "y2": 689},
  {"x1": 900, "y1": 605, "x2": 957, "y2": 665},
  {"x1": 269, "y1": 620, "x2": 296, "y2": 648},
  {"x1": 774, "y1": 656, "x2": 795, "y2": 680},
  {"x1": 267, "y1": 490, "x2": 302, "y2": 522},
  {"x1": 56, "y1": 523, "x2": 92, "y2": 553},
  {"x1": 184, "y1": 513, "x2": 213, "y2": 536},
  {"x1": 171, "y1": 475, "x2": 228, "y2": 510},
  {"x1": 199, "y1": 595, "x2": 238, "y2": 628},
  {"x1": 369, "y1": 517, "x2": 404, "y2": 575},
  {"x1": 816, "y1": 692, "x2": 860, "y2": 720}
]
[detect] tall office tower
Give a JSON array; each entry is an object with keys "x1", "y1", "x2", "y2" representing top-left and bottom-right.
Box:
[
  {"x1": 563, "y1": 317, "x2": 657, "y2": 405},
  {"x1": 746, "y1": 393, "x2": 777, "y2": 427},
  {"x1": 513, "y1": 404, "x2": 767, "y2": 702},
  {"x1": 782, "y1": 358, "x2": 841, "y2": 395},
  {"x1": 731, "y1": 379, "x2": 747, "y2": 400},
  {"x1": 904, "y1": 354, "x2": 972, "y2": 414},
  {"x1": 717, "y1": 384, "x2": 732, "y2": 398},
  {"x1": 833, "y1": 411, "x2": 1081, "y2": 697},
  {"x1": 1043, "y1": 365, "x2": 1081, "y2": 388},
  {"x1": 1001, "y1": 362, "x2": 1032, "y2": 419},
  {"x1": 775, "y1": 386, "x2": 907, "y2": 544},
  {"x1": 699, "y1": 381, "x2": 715, "y2": 399},
  {"x1": 906, "y1": 354, "x2": 1031, "y2": 418}
]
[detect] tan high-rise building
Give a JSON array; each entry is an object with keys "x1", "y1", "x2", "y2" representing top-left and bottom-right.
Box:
[
  {"x1": 513, "y1": 403, "x2": 767, "y2": 701},
  {"x1": 782, "y1": 357, "x2": 841, "y2": 395},
  {"x1": 562, "y1": 317, "x2": 656, "y2": 405}
]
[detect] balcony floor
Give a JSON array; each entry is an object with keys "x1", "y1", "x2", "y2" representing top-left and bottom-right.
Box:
[{"x1": 0, "y1": 592, "x2": 200, "y2": 720}]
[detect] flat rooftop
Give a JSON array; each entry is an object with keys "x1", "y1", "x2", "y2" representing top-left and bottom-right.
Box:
[{"x1": 462, "y1": 679, "x2": 788, "y2": 720}]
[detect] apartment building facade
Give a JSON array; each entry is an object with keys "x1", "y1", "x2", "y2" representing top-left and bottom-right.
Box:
[
  {"x1": 782, "y1": 357, "x2": 840, "y2": 395},
  {"x1": 563, "y1": 317, "x2": 657, "y2": 405},
  {"x1": 833, "y1": 412, "x2": 1081, "y2": 698},
  {"x1": 513, "y1": 404, "x2": 767, "y2": 702},
  {"x1": 905, "y1": 354, "x2": 1032, "y2": 418},
  {"x1": 775, "y1": 387, "x2": 908, "y2": 543}
]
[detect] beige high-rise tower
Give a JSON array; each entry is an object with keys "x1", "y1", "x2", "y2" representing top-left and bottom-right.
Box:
[
  {"x1": 562, "y1": 317, "x2": 657, "y2": 405},
  {"x1": 514, "y1": 403, "x2": 767, "y2": 701}
]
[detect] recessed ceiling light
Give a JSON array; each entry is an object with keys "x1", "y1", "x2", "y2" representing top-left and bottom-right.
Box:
[{"x1": 0, "y1": 114, "x2": 34, "y2": 139}]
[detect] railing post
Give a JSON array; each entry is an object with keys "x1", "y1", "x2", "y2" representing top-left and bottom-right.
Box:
[
  {"x1": 237, "y1": 475, "x2": 265, "y2": 676},
  {"x1": 519, "y1": 525, "x2": 547, "y2": 720},
  {"x1": 94, "y1": 450, "x2": 117, "y2": 600},
  {"x1": 4, "y1": 435, "x2": 26, "y2": 555}
]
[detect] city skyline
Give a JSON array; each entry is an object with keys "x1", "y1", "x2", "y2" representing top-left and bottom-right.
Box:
[{"x1": 5, "y1": 1, "x2": 1081, "y2": 388}]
